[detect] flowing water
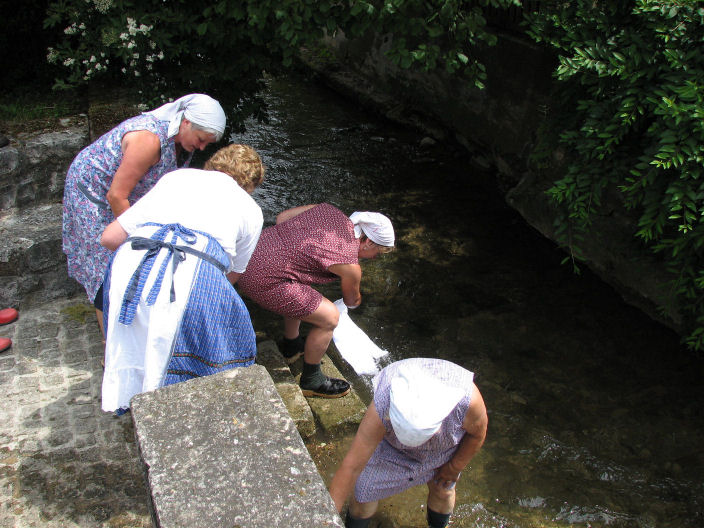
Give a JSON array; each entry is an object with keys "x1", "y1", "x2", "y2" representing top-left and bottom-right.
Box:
[{"x1": 229, "y1": 74, "x2": 704, "y2": 528}]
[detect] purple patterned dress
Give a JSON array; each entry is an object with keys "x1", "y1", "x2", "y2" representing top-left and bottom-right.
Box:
[
  {"x1": 62, "y1": 114, "x2": 191, "y2": 303},
  {"x1": 354, "y1": 358, "x2": 475, "y2": 502}
]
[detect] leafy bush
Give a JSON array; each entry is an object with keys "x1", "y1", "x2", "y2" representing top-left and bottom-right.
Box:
[
  {"x1": 44, "y1": 0, "x2": 360, "y2": 126},
  {"x1": 44, "y1": 1, "x2": 517, "y2": 117},
  {"x1": 525, "y1": 1, "x2": 704, "y2": 349}
]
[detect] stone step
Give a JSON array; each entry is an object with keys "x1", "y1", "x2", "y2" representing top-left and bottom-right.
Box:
[
  {"x1": 287, "y1": 347, "x2": 367, "y2": 435},
  {"x1": 0, "y1": 203, "x2": 80, "y2": 308},
  {"x1": 257, "y1": 337, "x2": 368, "y2": 437},
  {"x1": 0, "y1": 117, "x2": 87, "y2": 212},
  {"x1": 255, "y1": 338, "x2": 317, "y2": 438}
]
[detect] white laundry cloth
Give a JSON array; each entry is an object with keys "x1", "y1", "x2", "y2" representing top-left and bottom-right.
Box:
[{"x1": 332, "y1": 299, "x2": 388, "y2": 375}]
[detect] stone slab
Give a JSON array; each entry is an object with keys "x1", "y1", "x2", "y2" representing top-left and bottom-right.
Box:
[
  {"x1": 131, "y1": 366, "x2": 343, "y2": 528},
  {"x1": 256, "y1": 338, "x2": 316, "y2": 438}
]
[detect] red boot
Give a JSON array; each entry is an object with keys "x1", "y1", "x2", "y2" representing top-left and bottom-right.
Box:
[
  {"x1": 0, "y1": 337, "x2": 11, "y2": 353},
  {"x1": 0, "y1": 308, "x2": 18, "y2": 325}
]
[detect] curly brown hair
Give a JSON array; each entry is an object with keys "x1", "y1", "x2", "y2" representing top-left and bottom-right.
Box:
[{"x1": 203, "y1": 144, "x2": 265, "y2": 193}]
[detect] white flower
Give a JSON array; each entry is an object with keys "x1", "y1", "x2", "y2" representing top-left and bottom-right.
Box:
[
  {"x1": 134, "y1": 70, "x2": 141, "y2": 77},
  {"x1": 46, "y1": 48, "x2": 59, "y2": 63},
  {"x1": 133, "y1": 52, "x2": 139, "y2": 59},
  {"x1": 121, "y1": 67, "x2": 127, "y2": 73},
  {"x1": 90, "y1": 55, "x2": 96, "y2": 62},
  {"x1": 93, "y1": 0, "x2": 113, "y2": 13},
  {"x1": 63, "y1": 58, "x2": 75, "y2": 66}
]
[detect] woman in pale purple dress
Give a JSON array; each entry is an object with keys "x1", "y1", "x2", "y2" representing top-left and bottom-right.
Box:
[
  {"x1": 329, "y1": 358, "x2": 488, "y2": 528},
  {"x1": 62, "y1": 94, "x2": 226, "y2": 335}
]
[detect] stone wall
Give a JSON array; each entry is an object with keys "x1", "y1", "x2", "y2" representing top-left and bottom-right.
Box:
[
  {"x1": 303, "y1": 31, "x2": 681, "y2": 333},
  {"x1": 0, "y1": 118, "x2": 88, "y2": 308}
]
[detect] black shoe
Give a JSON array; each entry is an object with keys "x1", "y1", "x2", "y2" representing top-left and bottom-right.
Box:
[
  {"x1": 0, "y1": 134, "x2": 8, "y2": 148},
  {"x1": 281, "y1": 335, "x2": 304, "y2": 364},
  {"x1": 301, "y1": 376, "x2": 351, "y2": 398}
]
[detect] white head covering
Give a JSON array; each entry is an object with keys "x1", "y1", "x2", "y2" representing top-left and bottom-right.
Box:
[
  {"x1": 349, "y1": 211, "x2": 395, "y2": 247},
  {"x1": 387, "y1": 363, "x2": 464, "y2": 447},
  {"x1": 144, "y1": 93, "x2": 226, "y2": 139}
]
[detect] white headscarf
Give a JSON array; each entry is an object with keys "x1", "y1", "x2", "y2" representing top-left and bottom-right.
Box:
[
  {"x1": 144, "y1": 93, "x2": 226, "y2": 139},
  {"x1": 349, "y1": 211, "x2": 395, "y2": 247},
  {"x1": 387, "y1": 363, "x2": 464, "y2": 447}
]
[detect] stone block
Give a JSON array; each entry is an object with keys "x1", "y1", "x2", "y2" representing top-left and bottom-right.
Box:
[
  {"x1": 300, "y1": 354, "x2": 366, "y2": 434},
  {"x1": 131, "y1": 366, "x2": 343, "y2": 528},
  {"x1": 256, "y1": 339, "x2": 316, "y2": 438}
]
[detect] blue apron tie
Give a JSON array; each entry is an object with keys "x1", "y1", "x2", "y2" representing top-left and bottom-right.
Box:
[{"x1": 118, "y1": 224, "x2": 227, "y2": 325}]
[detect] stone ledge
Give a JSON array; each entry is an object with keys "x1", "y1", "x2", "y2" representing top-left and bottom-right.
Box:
[
  {"x1": 131, "y1": 366, "x2": 343, "y2": 528},
  {"x1": 256, "y1": 338, "x2": 316, "y2": 438},
  {"x1": 0, "y1": 203, "x2": 80, "y2": 308},
  {"x1": 288, "y1": 349, "x2": 367, "y2": 435}
]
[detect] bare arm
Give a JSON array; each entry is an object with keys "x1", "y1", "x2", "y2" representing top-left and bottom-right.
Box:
[
  {"x1": 328, "y1": 263, "x2": 362, "y2": 308},
  {"x1": 226, "y1": 271, "x2": 241, "y2": 284},
  {"x1": 106, "y1": 130, "x2": 161, "y2": 217},
  {"x1": 275, "y1": 204, "x2": 317, "y2": 224},
  {"x1": 432, "y1": 383, "x2": 488, "y2": 487},
  {"x1": 329, "y1": 402, "x2": 386, "y2": 512},
  {"x1": 100, "y1": 220, "x2": 129, "y2": 251}
]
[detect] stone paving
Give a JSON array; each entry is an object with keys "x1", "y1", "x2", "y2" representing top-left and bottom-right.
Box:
[{"x1": 0, "y1": 296, "x2": 151, "y2": 528}]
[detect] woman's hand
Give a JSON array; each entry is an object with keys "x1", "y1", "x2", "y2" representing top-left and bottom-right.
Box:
[
  {"x1": 431, "y1": 459, "x2": 463, "y2": 490},
  {"x1": 106, "y1": 130, "x2": 161, "y2": 217},
  {"x1": 328, "y1": 263, "x2": 362, "y2": 308}
]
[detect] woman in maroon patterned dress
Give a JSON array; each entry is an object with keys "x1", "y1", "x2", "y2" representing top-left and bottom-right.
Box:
[{"x1": 237, "y1": 203, "x2": 395, "y2": 398}]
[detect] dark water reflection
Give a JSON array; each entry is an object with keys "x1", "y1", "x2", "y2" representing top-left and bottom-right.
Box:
[{"x1": 235, "y1": 74, "x2": 704, "y2": 528}]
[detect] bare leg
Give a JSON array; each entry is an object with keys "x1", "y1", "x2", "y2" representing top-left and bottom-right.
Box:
[
  {"x1": 299, "y1": 297, "x2": 339, "y2": 364},
  {"x1": 283, "y1": 316, "x2": 301, "y2": 340},
  {"x1": 298, "y1": 298, "x2": 349, "y2": 397},
  {"x1": 95, "y1": 308, "x2": 105, "y2": 340},
  {"x1": 348, "y1": 496, "x2": 378, "y2": 520},
  {"x1": 427, "y1": 478, "x2": 455, "y2": 513}
]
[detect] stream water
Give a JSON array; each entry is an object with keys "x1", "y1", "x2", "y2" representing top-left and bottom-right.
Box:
[{"x1": 229, "y1": 74, "x2": 704, "y2": 528}]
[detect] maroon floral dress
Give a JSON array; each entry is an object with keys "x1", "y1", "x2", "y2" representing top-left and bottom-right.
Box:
[{"x1": 237, "y1": 203, "x2": 359, "y2": 318}]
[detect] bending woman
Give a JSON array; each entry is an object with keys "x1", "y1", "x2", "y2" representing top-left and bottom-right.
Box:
[
  {"x1": 99, "y1": 144, "x2": 264, "y2": 414},
  {"x1": 62, "y1": 93, "x2": 226, "y2": 334},
  {"x1": 237, "y1": 203, "x2": 394, "y2": 399}
]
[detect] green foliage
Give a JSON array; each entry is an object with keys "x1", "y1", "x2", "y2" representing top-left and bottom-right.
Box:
[
  {"x1": 44, "y1": 0, "x2": 355, "y2": 125},
  {"x1": 44, "y1": 0, "x2": 517, "y2": 120},
  {"x1": 355, "y1": 0, "x2": 519, "y2": 88},
  {"x1": 525, "y1": 1, "x2": 704, "y2": 349}
]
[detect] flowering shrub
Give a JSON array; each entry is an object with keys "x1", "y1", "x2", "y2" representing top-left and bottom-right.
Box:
[{"x1": 44, "y1": 0, "x2": 516, "y2": 110}]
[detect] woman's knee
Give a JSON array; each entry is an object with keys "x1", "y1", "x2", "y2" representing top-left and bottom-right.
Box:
[{"x1": 306, "y1": 298, "x2": 340, "y2": 332}]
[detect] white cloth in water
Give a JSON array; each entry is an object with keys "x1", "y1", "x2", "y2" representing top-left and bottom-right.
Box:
[
  {"x1": 349, "y1": 211, "x2": 395, "y2": 247},
  {"x1": 387, "y1": 363, "x2": 465, "y2": 447},
  {"x1": 332, "y1": 299, "x2": 388, "y2": 375},
  {"x1": 144, "y1": 93, "x2": 226, "y2": 139}
]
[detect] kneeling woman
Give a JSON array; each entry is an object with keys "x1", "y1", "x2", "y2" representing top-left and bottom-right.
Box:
[{"x1": 99, "y1": 144, "x2": 265, "y2": 413}]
